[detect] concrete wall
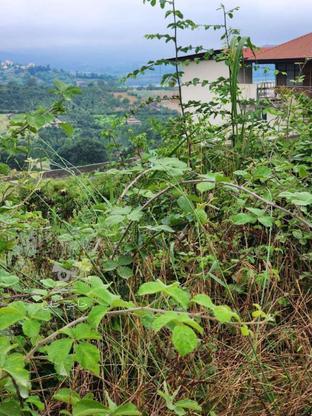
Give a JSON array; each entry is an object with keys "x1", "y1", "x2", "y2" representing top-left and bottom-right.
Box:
[
  {"x1": 181, "y1": 60, "x2": 257, "y2": 122},
  {"x1": 181, "y1": 60, "x2": 256, "y2": 101},
  {"x1": 181, "y1": 60, "x2": 229, "y2": 105}
]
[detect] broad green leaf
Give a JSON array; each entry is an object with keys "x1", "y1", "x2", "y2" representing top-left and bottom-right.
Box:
[
  {"x1": 75, "y1": 342, "x2": 100, "y2": 376},
  {"x1": 294, "y1": 164, "x2": 309, "y2": 178},
  {"x1": 22, "y1": 319, "x2": 41, "y2": 339},
  {"x1": 116, "y1": 256, "x2": 133, "y2": 266},
  {"x1": 152, "y1": 312, "x2": 180, "y2": 332},
  {"x1": 240, "y1": 325, "x2": 250, "y2": 337},
  {"x1": 200, "y1": 172, "x2": 228, "y2": 182},
  {"x1": 0, "y1": 270, "x2": 19, "y2": 288},
  {"x1": 233, "y1": 169, "x2": 248, "y2": 177},
  {"x1": 258, "y1": 215, "x2": 273, "y2": 227},
  {"x1": 61, "y1": 323, "x2": 100, "y2": 340},
  {"x1": 128, "y1": 208, "x2": 143, "y2": 222},
  {"x1": 102, "y1": 260, "x2": 118, "y2": 271},
  {"x1": 112, "y1": 403, "x2": 141, "y2": 415},
  {"x1": 72, "y1": 399, "x2": 107, "y2": 416},
  {"x1": 177, "y1": 196, "x2": 194, "y2": 215},
  {"x1": 142, "y1": 225, "x2": 175, "y2": 233},
  {"x1": 172, "y1": 325, "x2": 198, "y2": 356},
  {"x1": 149, "y1": 157, "x2": 189, "y2": 177},
  {"x1": 246, "y1": 207, "x2": 265, "y2": 217},
  {"x1": 46, "y1": 338, "x2": 73, "y2": 362},
  {"x1": 152, "y1": 312, "x2": 203, "y2": 334},
  {"x1": 53, "y1": 388, "x2": 81, "y2": 405},
  {"x1": 25, "y1": 396, "x2": 44, "y2": 411},
  {"x1": 77, "y1": 297, "x2": 94, "y2": 311},
  {"x1": 176, "y1": 315, "x2": 203, "y2": 335},
  {"x1": 194, "y1": 208, "x2": 208, "y2": 225},
  {"x1": 74, "y1": 279, "x2": 114, "y2": 306},
  {"x1": 26, "y1": 112, "x2": 54, "y2": 130},
  {"x1": 88, "y1": 305, "x2": 108, "y2": 328},
  {"x1": 279, "y1": 191, "x2": 312, "y2": 206},
  {"x1": 0, "y1": 336, "x2": 15, "y2": 365},
  {"x1": 117, "y1": 266, "x2": 134, "y2": 279},
  {"x1": 46, "y1": 338, "x2": 73, "y2": 376},
  {"x1": 175, "y1": 399, "x2": 202, "y2": 412},
  {"x1": 213, "y1": 305, "x2": 239, "y2": 324},
  {"x1": 0, "y1": 302, "x2": 26, "y2": 330},
  {"x1": 252, "y1": 166, "x2": 272, "y2": 181},
  {"x1": 26, "y1": 304, "x2": 51, "y2": 321},
  {"x1": 192, "y1": 294, "x2": 214, "y2": 310},
  {"x1": 165, "y1": 285, "x2": 190, "y2": 310},
  {"x1": 138, "y1": 281, "x2": 164, "y2": 296},
  {"x1": 41, "y1": 278, "x2": 58, "y2": 288},
  {"x1": 93, "y1": 287, "x2": 116, "y2": 305},
  {"x1": 0, "y1": 239, "x2": 16, "y2": 254},
  {"x1": 196, "y1": 182, "x2": 215, "y2": 193},
  {"x1": 0, "y1": 400, "x2": 21, "y2": 416},
  {"x1": 138, "y1": 280, "x2": 189, "y2": 309},
  {"x1": 110, "y1": 206, "x2": 132, "y2": 216},
  {"x1": 3, "y1": 353, "x2": 30, "y2": 398},
  {"x1": 110, "y1": 299, "x2": 135, "y2": 309},
  {"x1": 104, "y1": 215, "x2": 125, "y2": 227}
]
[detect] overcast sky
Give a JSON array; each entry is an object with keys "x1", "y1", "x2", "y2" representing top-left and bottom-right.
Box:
[{"x1": 0, "y1": 0, "x2": 311, "y2": 71}]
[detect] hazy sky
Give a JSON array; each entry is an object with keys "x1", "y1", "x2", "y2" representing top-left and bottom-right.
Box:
[{"x1": 0, "y1": 0, "x2": 311, "y2": 70}]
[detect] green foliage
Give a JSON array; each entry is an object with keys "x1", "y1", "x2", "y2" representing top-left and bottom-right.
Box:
[
  {"x1": 158, "y1": 384, "x2": 202, "y2": 415},
  {"x1": 172, "y1": 325, "x2": 199, "y2": 356},
  {"x1": 54, "y1": 137, "x2": 108, "y2": 167},
  {"x1": 0, "y1": 2, "x2": 311, "y2": 415}
]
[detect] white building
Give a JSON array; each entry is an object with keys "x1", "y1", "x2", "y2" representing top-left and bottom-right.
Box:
[{"x1": 172, "y1": 32, "x2": 312, "y2": 120}]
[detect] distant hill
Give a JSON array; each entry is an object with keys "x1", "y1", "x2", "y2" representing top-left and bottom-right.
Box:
[
  {"x1": 0, "y1": 59, "x2": 163, "y2": 87},
  {"x1": 0, "y1": 60, "x2": 75, "y2": 85}
]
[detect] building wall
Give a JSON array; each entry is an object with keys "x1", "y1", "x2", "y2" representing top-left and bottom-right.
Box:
[
  {"x1": 180, "y1": 60, "x2": 257, "y2": 123},
  {"x1": 303, "y1": 61, "x2": 312, "y2": 86},
  {"x1": 181, "y1": 60, "x2": 229, "y2": 105},
  {"x1": 274, "y1": 61, "x2": 312, "y2": 87},
  {"x1": 276, "y1": 63, "x2": 298, "y2": 86}
]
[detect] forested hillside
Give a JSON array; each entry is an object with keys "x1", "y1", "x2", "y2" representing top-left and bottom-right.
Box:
[
  {"x1": 0, "y1": 1, "x2": 311, "y2": 416},
  {"x1": 0, "y1": 68, "x2": 177, "y2": 168}
]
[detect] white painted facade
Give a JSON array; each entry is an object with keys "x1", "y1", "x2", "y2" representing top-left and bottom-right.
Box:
[
  {"x1": 181, "y1": 60, "x2": 230, "y2": 104},
  {"x1": 180, "y1": 59, "x2": 257, "y2": 122}
]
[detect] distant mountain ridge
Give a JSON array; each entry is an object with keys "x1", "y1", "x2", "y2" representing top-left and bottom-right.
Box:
[
  {"x1": 0, "y1": 59, "x2": 163, "y2": 87},
  {"x1": 0, "y1": 59, "x2": 75, "y2": 85},
  {"x1": 0, "y1": 59, "x2": 127, "y2": 87}
]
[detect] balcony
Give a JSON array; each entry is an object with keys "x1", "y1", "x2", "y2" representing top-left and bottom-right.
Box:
[{"x1": 257, "y1": 83, "x2": 312, "y2": 100}]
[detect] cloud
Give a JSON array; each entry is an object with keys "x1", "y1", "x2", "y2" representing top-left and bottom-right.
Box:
[{"x1": 0, "y1": 0, "x2": 311, "y2": 67}]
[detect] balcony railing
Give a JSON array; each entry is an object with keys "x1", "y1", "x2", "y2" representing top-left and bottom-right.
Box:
[{"x1": 257, "y1": 83, "x2": 312, "y2": 100}]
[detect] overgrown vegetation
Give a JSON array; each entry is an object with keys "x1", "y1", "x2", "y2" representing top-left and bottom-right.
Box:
[
  {"x1": 0, "y1": 68, "x2": 177, "y2": 168},
  {"x1": 0, "y1": 1, "x2": 311, "y2": 415}
]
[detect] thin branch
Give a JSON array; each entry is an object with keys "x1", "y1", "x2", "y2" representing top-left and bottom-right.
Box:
[
  {"x1": 26, "y1": 306, "x2": 268, "y2": 361},
  {"x1": 118, "y1": 168, "x2": 152, "y2": 203}
]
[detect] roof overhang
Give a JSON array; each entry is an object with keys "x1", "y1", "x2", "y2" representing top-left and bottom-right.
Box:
[
  {"x1": 247, "y1": 57, "x2": 308, "y2": 64},
  {"x1": 167, "y1": 49, "x2": 223, "y2": 63}
]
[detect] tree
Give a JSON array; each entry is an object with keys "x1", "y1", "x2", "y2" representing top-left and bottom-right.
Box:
[{"x1": 53, "y1": 137, "x2": 107, "y2": 167}]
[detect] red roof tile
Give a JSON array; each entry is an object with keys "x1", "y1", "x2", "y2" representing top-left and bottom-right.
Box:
[
  {"x1": 243, "y1": 47, "x2": 272, "y2": 59},
  {"x1": 249, "y1": 32, "x2": 312, "y2": 61}
]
